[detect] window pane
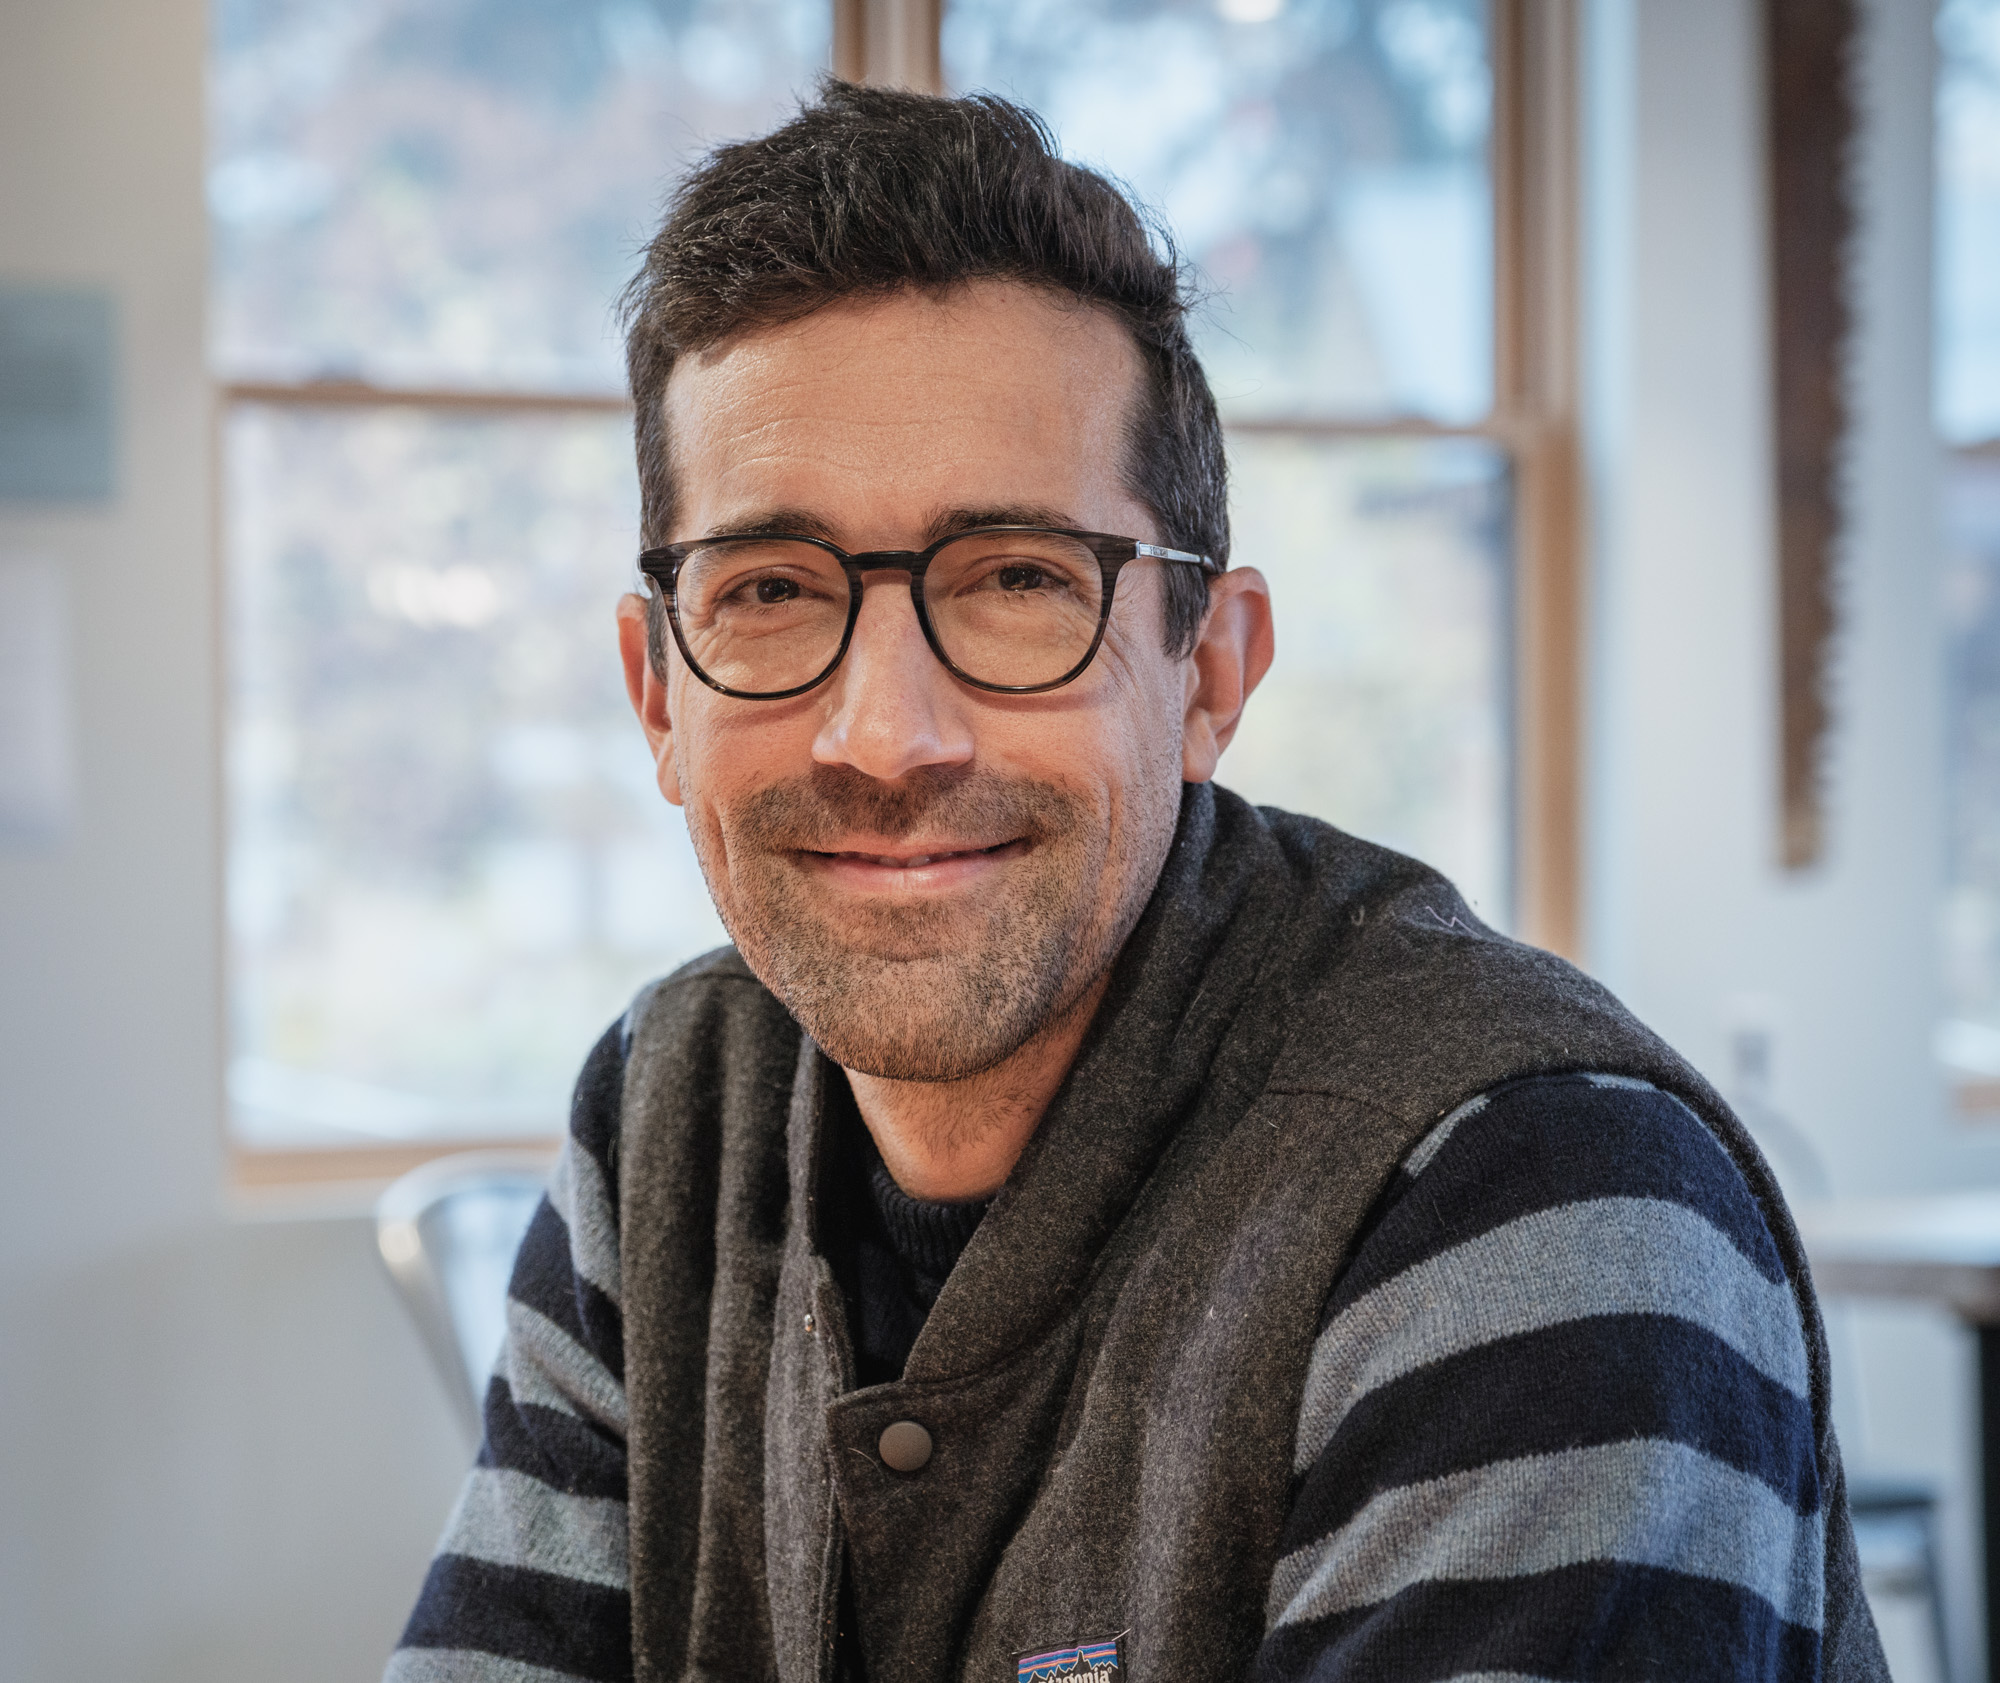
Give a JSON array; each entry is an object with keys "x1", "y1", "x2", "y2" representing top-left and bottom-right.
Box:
[
  {"x1": 209, "y1": 0, "x2": 829, "y2": 391},
  {"x1": 1220, "y1": 434, "x2": 1512, "y2": 922},
  {"x1": 1939, "y1": 0, "x2": 2000, "y2": 443},
  {"x1": 1942, "y1": 452, "x2": 2000, "y2": 1079},
  {"x1": 943, "y1": 0, "x2": 1493, "y2": 424},
  {"x1": 225, "y1": 405, "x2": 726, "y2": 1147}
]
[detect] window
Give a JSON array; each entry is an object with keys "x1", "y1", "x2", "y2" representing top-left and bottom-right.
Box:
[
  {"x1": 214, "y1": 0, "x2": 823, "y2": 1167},
  {"x1": 1936, "y1": 0, "x2": 2000, "y2": 1108},
  {"x1": 215, "y1": 0, "x2": 1576, "y2": 1170}
]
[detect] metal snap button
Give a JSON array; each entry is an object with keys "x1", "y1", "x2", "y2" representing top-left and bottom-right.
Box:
[{"x1": 878, "y1": 1420, "x2": 933, "y2": 1472}]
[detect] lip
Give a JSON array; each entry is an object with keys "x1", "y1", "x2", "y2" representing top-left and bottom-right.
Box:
[{"x1": 796, "y1": 836, "x2": 1028, "y2": 894}]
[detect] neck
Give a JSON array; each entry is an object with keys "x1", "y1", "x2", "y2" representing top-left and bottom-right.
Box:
[{"x1": 844, "y1": 970, "x2": 1112, "y2": 1202}]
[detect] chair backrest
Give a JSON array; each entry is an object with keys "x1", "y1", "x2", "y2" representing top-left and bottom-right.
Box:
[{"x1": 376, "y1": 1149, "x2": 554, "y2": 1440}]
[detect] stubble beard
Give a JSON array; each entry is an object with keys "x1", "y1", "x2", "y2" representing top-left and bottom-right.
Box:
[{"x1": 687, "y1": 763, "x2": 1168, "y2": 1084}]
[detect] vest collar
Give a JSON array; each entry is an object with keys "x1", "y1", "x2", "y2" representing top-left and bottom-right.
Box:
[{"x1": 784, "y1": 781, "x2": 1298, "y2": 1384}]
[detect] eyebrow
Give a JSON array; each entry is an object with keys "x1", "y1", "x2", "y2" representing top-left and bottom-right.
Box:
[
  {"x1": 694, "y1": 504, "x2": 1082, "y2": 550},
  {"x1": 924, "y1": 505, "x2": 1076, "y2": 543},
  {"x1": 700, "y1": 508, "x2": 844, "y2": 543}
]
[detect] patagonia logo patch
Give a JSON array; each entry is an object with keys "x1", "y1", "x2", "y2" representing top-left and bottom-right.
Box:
[{"x1": 1015, "y1": 1633, "x2": 1125, "y2": 1680}]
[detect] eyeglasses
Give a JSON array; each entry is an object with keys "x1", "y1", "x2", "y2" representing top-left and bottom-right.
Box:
[{"x1": 637, "y1": 525, "x2": 1219, "y2": 700}]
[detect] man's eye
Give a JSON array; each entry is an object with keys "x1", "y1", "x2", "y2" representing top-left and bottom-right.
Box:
[
  {"x1": 752, "y1": 576, "x2": 801, "y2": 604},
  {"x1": 995, "y1": 564, "x2": 1050, "y2": 592}
]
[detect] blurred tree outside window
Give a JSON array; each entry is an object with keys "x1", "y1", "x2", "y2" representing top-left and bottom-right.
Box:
[
  {"x1": 1936, "y1": 0, "x2": 2000, "y2": 1103},
  {"x1": 212, "y1": 0, "x2": 829, "y2": 390},
  {"x1": 216, "y1": 0, "x2": 1527, "y2": 1160}
]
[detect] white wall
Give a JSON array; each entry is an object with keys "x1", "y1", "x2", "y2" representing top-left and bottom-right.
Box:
[
  {"x1": 1585, "y1": 0, "x2": 1986, "y2": 1671},
  {"x1": 0, "y1": 0, "x2": 467, "y2": 1677}
]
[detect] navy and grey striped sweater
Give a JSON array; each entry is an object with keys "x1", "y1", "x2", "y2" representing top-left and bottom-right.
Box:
[{"x1": 389, "y1": 1025, "x2": 1825, "y2": 1681}]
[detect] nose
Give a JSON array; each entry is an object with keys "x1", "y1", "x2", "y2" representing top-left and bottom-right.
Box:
[{"x1": 811, "y1": 571, "x2": 975, "y2": 781}]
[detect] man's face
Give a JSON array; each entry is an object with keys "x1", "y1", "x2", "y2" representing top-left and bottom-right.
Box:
[{"x1": 620, "y1": 282, "x2": 1247, "y2": 1083}]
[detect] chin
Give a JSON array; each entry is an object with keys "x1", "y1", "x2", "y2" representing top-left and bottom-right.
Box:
[{"x1": 747, "y1": 935, "x2": 1082, "y2": 1085}]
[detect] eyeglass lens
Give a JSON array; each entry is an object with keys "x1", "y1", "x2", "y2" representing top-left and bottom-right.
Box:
[{"x1": 673, "y1": 531, "x2": 1108, "y2": 693}]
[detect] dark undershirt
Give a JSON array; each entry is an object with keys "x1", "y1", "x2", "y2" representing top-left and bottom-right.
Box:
[
  {"x1": 821, "y1": 1074, "x2": 992, "y2": 1678},
  {"x1": 821, "y1": 1073, "x2": 993, "y2": 1387}
]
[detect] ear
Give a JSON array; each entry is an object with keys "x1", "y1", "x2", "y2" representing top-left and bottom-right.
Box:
[
  {"x1": 1180, "y1": 567, "x2": 1274, "y2": 784},
  {"x1": 617, "y1": 592, "x2": 685, "y2": 806}
]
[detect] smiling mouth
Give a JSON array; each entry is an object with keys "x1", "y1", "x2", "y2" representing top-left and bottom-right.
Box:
[{"x1": 810, "y1": 839, "x2": 1025, "y2": 869}]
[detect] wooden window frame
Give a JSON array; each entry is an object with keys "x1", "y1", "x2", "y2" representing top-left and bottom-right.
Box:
[{"x1": 221, "y1": 0, "x2": 1583, "y2": 1194}]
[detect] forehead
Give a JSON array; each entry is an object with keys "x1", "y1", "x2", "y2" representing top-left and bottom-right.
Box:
[{"x1": 659, "y1": 281, "x2": 1150, "y2": 538}]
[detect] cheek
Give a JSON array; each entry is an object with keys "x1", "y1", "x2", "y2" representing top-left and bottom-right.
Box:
[
  {"x1": 669, "y1": 686, "x2": 817, "y2": 836},
  {"x1": 1087, "y1": 627, "x2": 1189, "y2": 793},
  {"x1": 1106, "y1": 665, "x2": 1193, "y2": 865},
  {"x1": 665, "y1": 687, "x2": 748, "y2": 850},
  {"x1": 1025, "y1": 667, "x2": 1186, "y2": 885}
]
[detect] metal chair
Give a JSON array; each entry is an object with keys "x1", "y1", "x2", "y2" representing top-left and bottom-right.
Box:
[
  {"x1": 1847, "y1": 1475, "x2": 1952, "y2": 1683},
  {"x1": 376, "y1": 1149, "x2": 554, "y2": 1441}
]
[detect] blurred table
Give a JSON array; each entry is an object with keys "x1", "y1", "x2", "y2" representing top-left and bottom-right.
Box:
[{"x1": 1801, "y1": 1192, "x2": 2000, "y2": 1677}]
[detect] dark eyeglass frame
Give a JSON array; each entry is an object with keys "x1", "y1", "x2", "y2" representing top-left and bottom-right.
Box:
[{"x1": 636, "y1": 524, "x2": 1220, "y2": 700}]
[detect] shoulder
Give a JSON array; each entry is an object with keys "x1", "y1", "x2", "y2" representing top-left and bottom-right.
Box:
[
  {"x1": 1295, "y1": 1071, "x2": 1813, "y2": 1490},
  {"x1": 557, "y1": 949, "x2": 766, "y2": 1200},
  {"x1": 620, "y1": 943, "x2": 767, "y2": 1046},
  {"x1": 1341, "y1": 1072, "x2": 1796, "y2": 1310},
  {"x1": 530, "y1": 952, "x2": 785, "y2": 1348},
  {"x1": 1232, "y1": 796, "x2": 1711, "y2": 1129},
  {"x1": 620, "y1": 943, "x2": 799, "y2": 1086},
  {"x1": 611, "y1": 950, "x2": 803, "y2": 1246},
  {"x1": 1266, "y1": 1073, "x2": 1830, "y2": 1673}
]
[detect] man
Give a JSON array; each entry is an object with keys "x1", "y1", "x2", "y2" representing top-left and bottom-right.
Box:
[{"x1": 388, "y1": 83, "x2": 1886, "y2": 1682}]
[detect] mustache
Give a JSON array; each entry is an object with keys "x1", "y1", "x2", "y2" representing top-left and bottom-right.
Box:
[{"x1": 732, "y1": 764, "x2": 1084, "y2": 851}]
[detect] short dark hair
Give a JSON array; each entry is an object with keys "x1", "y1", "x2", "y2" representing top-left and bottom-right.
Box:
[{"x1": 621, "y1": 79, "x2": 1229, "y2": 677}]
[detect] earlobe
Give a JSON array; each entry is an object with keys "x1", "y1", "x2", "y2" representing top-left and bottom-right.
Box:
[
  {"x1": 1181, "y1": 567, "x2": 1275, "y2": 784},
  {"x1": 616, "y1": 592, "x2": 685, "y2": 806}
]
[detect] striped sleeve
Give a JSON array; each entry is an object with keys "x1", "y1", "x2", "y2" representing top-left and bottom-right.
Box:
[
  {"x1": 1254, "y1": 1073, "x2": 1824, "y2": 1683},
  {"x1": 387, "y1": 1016, "x2": 635, "y2": 1683}
]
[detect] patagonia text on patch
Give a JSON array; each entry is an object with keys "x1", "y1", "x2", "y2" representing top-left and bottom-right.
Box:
[{"x1": 1014, "y1": 1633, "x2": 1124, "y2": 1681}]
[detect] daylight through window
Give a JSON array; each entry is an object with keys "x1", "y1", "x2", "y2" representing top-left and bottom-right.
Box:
[{"x1": 1938, "y1": 0, "x2": 2000, "y2": 1106}]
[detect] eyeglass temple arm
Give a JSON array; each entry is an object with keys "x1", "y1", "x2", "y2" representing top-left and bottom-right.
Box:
[{"x1": 1134, "y1": 542, "x2": 1221, "y2": 574}]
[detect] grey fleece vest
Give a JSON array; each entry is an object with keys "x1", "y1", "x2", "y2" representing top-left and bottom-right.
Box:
[{"x1": 618, "y1": 784, "x2": 1885, "y2": 1683}]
